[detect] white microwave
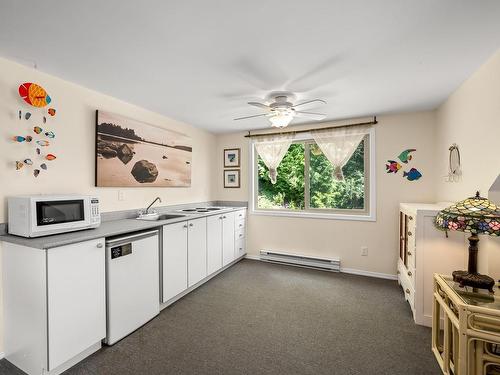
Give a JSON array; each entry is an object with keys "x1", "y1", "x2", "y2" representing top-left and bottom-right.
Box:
[{"x1": 8, "y1": 195, "x2": 101, "y2": 238}]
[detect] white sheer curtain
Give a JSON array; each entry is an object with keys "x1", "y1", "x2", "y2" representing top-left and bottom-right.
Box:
[
  {"x1": 311, "y1": 125, "x2": 371, "y2": 180},
  {"x1": 254, "y1": 133, "x2": 294, "y2": 184}
]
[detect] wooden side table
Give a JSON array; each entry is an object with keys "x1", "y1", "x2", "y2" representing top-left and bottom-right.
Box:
[{"x1": 432, "y1": 274, "x2": 500, "y2": 374}]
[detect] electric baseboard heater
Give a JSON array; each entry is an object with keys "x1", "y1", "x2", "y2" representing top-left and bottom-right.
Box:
[{"x1": 259, "y1": 250, "x2": 340, "y2": 272}]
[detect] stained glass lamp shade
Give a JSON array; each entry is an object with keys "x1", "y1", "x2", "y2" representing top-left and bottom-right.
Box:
[{"x1": 435, "y1": 192, "x2": 500, "y2": 292}]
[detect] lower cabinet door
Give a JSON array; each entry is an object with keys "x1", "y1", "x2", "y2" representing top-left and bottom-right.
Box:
[
  {"x1": 222, "y1": 212, "x2": 235, "y2": 266},
  {"x1": 188, "y1": 217, "x2": 208, "y2": 287},
  {"x1": 207, "y1": 215, "x2": 223, "y2": 275},
  {"x1": 47, "y1": 238, "x2": 106, "y2": 371},
  {"x1": 163, "y1": 222, "x2": 188, "y2": 302}
]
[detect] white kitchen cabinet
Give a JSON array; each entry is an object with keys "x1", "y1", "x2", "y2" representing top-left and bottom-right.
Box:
[
  {"x1": 188, "y1": 217, "x2": 207, "y2": 287},
  {"x1": 207, "y1": 215, "x2": 223, "y2": 275},
  {"x1": 162, "y1": 221, "x2": 188, "y2": 302},
  {"x1": 2, "y1": 238, "x2": 106, "y2": 375},
  {"x1": 222, "y1": 211, "x2": 236, "y2": 266}
]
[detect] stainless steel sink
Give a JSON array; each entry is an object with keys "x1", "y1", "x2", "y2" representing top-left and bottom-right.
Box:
[{"x1": 136, "y1": 214, "x2": 186, "y2": 221}]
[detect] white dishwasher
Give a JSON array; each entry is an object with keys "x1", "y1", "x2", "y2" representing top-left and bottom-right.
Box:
[{"x1": 105, "y1": 229, "x2": 160, "y2": 345}]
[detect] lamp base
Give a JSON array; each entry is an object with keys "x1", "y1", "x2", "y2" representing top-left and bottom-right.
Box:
[{"x1": 452, "y1": 270, "x2": 495, "y2": 292}]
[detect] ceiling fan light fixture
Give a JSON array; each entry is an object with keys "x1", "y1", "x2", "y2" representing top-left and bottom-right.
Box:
[{"x1": 269, "y1": 113, "x2": 293, "y2": 128}]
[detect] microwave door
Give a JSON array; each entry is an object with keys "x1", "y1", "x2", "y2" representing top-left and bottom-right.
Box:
[{"x1": 36, "y1": 200, "x2": 87, "y2": 228}]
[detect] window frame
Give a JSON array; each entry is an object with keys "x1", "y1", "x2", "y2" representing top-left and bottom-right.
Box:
[{"x1": 249, "y1": 127, "x2": 376, "y2": 222}]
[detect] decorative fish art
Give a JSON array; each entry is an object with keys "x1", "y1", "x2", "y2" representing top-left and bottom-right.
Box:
[
  {"x1": 48, "y1": 108, "x2": 56, "y2": 116},
  {"x1": 33, "y1": 169, "x2": 40, "y2": 177},
  {"x1": 18, "y1": 110, "x2": 21, "y2": 120},
  {"x1": 45, "y1": 131, "x2": 55, "y2": 138},
  {"x1": 398, "y1": 149, "x2": 416, "y2": 163},
  {"x1": 24, "y1": 158, "x2": 33, "y2": 165},
  {"x1": 45, "y1": 154, "x2": 57, "y2": 161},
  {"x1": 18, "y1": 83, "x2": 51, "y2": 108},
  {"x1": 25, "y1": 112, "x2": 31, "y2": 120},
  {"x1": 43, "y1": 116, "x2": 47, "y2": 124},
  {"x1": 36, "y1": 148, "x2": 41, "y2": 155},
  {"x1": 15, "y1": 161, "x2": 24, "y2": 170},
  {"x1": 385, "y1": 160, "x2": 401, "y2": 173},
  {"x1": 33, "y1": 126, "x2": 43, "y2": 134},
  {"x1": 13, "y1": 135, "x2": 33, "y2": 142},
  {"x1": 403, "y1": 168, "x2": 422, "y2": 181},
  {"x1": 40, "y1": 163, "x2": 47, "y2": 170},
  {"x1": 36, "y1": 140, "x2": 50, "y2": 147}
]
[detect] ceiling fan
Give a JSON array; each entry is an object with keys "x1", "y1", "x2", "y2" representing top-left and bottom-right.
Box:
[{"x1": 234, "y1": 92, "x2": 327, "y2": 128}]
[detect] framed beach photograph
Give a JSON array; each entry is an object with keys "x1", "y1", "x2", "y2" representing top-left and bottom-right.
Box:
[
  {"x1": 95, "y1": 110, "x2": 192, "y2": 187},
  {"x1": 224, "y1": 169, "x2": 240, "y2": 188},
  {"x1": 224, "y1": 148, "x2": 240, "y2": 168}
]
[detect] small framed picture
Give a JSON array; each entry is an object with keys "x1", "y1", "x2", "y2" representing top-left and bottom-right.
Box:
[
  {"x1": 224, "y1": 148, "x2": 240, "y2": 168},
  {"x1": 224, "y1": 169, "x2": 240, "y2": 188}
]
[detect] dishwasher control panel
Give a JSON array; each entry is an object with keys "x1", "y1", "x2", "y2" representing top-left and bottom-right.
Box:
[{"x1": 111, "y1": 243, "x2": 132, "y2": 259}]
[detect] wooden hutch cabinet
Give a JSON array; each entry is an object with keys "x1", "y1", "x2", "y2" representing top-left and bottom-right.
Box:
[{"x1": 397, "y1": 203, "x2": 466, "y2": 326}]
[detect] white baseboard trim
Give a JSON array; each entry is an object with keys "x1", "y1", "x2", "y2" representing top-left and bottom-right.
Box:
[
  {"x1": 340, "y1": 267, "x2": 397, "y2": 280},
  {"x1": 244, "y1": 254, "x2": 260, "y2": 261},
  {"x1": 244, "y1": 255, "x2": 397, "y2": 280}
]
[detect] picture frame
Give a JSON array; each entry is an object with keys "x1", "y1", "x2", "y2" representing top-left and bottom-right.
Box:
[
  {"x1": 95, "y1": 110, "x2": 192, "y2": 187},
  {"x1": 224, "y1": 169, "x2": 240, "y2": 188},
  {"x1": 223, "y1": 148, "x2": 240, "y2": 168}
]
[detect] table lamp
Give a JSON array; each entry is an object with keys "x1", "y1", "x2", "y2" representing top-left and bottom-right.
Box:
[{"x1": 435, "y1": 192, "x2": 500, "y2": 292}]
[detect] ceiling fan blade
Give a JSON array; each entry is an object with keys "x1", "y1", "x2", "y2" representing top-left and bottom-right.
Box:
[
  {"x1": 248, "y1": 102, "x2": 270, "y2": 110},
  {"x1": 294, "y1": 111, "x2": 326, "y2": 121},
  {"x1": 234, "y1": 113, "x2": 269, "y2": 121},
  {"x1": 292, "y1": 99, "x2": 326, "y2": 110}
]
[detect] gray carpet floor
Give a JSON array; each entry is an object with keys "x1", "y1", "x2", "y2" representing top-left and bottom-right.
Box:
[{"x1": 0, "y1": 259, "x2": 441, "y2": 375}]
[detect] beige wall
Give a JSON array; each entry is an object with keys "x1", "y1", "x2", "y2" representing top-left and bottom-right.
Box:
[
  {"x1": 434, "y1": 50, "x2": 500, "y2": 278},
  {"x1": 217, "y1": 112, "x2": 438, "y2": 276},
  {"x1": 0, "y1": 57, "x2": 218, "y2": 221},
  {"x1": 0, "y1": 57, "x2": 218, "y2": 354}
]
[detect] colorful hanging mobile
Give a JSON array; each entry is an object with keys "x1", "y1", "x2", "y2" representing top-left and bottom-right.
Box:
[
  {"x1": 18, "y1": 83, "x2": 51, "y2": 107},
  {"x1": 15, "y1": 82, "x2": 57, "y2": 177}
]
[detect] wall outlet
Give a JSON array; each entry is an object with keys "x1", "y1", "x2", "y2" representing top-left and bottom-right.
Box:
[
  {"x1": 118, "y1": 190, "x2": 125, "y2": 201},
  {"x1": 361, "y1": 247, "x2": 368, "y2": 256}
]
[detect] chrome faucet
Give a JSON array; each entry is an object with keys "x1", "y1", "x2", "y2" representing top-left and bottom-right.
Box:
[{"x1": 144, "y1": 197, "x2": 162, "y2": 215}]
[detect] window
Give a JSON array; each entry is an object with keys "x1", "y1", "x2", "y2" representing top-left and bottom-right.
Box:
[{"x1": 252, "y1": 131, "x2": 375, "y2": 220}]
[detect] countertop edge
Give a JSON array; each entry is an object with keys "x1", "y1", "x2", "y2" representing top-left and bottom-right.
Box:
[{"x1": 0, "y1": 207, "x2": 246, "y2": 250}]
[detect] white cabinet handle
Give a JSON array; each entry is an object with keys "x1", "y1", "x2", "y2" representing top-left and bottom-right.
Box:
[
  {"x1": 183, "y1": 224, "x2": 188, "y2": 228},
  {"x1": 223, "y1": 216, "x2": 227, "y2": 219},
  {"x1": 219, "y1": 216, "x2": 223, "y2": 220},
  {"x1": 239, "y1": 224, "x2": 243, "y2": 227},
  {"x1": 189, "y1": 223, "x2": 194, "y2": 227},
  {"x1": 96, "y1": 243, "x2": 103, "y2": 248}
]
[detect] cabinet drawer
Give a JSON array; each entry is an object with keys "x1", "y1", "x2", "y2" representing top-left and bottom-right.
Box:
[
  {"x1": 235, "y1": 210, "x2": 247, "y2": 220},
  {"x1": 235, "y1": 218, "x2": 246, "y2": 231},
  {"x1": 235, "y1": 228, "x2": 245, "y2": 241},
  {"x1": 399, "y1": 267, "x2": 415, "y2": 310},
  {"x1": 236, "y1": 238, "x2": 246, "y2": 258}
]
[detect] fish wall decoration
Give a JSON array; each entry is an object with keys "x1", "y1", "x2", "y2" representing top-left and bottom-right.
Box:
[
  {"x1": 18, "y1": 83, "x2": 51, "y2": 108},
  {"x1": 403, "y1": 168, "x2": 422, "y2": 181},
  {"x1": 385, "y1": 160, "x2": 402, "y2": 173},
  {"x1": 398, "y1": 149, "x2": 416, "y2": 163}
]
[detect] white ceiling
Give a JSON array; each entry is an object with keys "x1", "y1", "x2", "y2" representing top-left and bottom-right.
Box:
[{"x1": 1, "y1": 1, "x2": 500, "y2": 133}]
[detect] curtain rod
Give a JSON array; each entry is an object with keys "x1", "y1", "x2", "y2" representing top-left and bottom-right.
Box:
[{"x1": 244, "y1": 116, "x2": 377, "y2": 138}]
